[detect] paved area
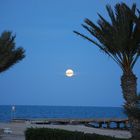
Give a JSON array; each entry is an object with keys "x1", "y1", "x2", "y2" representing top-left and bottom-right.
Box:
[
  {"x1": 0, "y1": 122, "x2": 131, "y2": 140},
  {"x1": 0, "y1": 123, "x2": 26, "y2": 140}
]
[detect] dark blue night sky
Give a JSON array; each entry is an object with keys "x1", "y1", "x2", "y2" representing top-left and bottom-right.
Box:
[{"x1": 0, "y1": 0, "x2": 140, "y2": 107}]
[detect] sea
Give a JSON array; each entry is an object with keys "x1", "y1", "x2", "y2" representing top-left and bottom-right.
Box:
[{"x1": 0, "y1": 105, "x2": 127, "y2": 122}]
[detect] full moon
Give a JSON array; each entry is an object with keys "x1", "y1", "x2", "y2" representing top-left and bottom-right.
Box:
[{"x1": 65, "y1": 69, "x2": 74, "y2": 77}]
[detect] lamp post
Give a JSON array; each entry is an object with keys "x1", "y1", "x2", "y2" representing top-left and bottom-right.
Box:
[{"x1": 11, "y1": 105, "x2": 16, "y2": 120}]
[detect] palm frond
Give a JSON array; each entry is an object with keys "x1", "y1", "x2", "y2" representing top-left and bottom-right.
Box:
[
  {"x1": 74, "y1": 3, "x2": 140, "y2": 74},
  {"x1": 0, "y1": 31, "x2": 25, "y2": 73}
]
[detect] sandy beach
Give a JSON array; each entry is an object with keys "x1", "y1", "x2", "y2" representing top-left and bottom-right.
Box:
[{"x1": 0, "y1": 122, "x2": 131, "y2": 140}]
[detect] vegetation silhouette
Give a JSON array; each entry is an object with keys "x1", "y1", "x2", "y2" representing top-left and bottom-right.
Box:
[
  {"x1": 74, "y1": 3, "x2": 140, "y2": 139},
  {"x1": 0, "y1": 31, "x2": 25, "y2": 73}
]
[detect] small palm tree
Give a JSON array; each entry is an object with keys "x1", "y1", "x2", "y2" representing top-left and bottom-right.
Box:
[
  {"x1": 74, "y1": 3, "x2": 140, "y2": 139},
  {"x1": 0, "y1": 31, "x2": 25, "y2": 73}
]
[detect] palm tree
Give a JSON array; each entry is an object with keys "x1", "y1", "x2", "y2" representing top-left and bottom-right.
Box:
[
  {"x1": 74, "y1": 3, "x2": 140, "y2": 139},
  {"x1": 0, "y1": 31, "x2": 25, "y2": 73}
]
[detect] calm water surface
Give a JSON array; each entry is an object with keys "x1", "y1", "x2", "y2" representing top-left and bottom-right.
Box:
[{"x1": 0, "y1": 105, "x2": 127, "y2": 122}]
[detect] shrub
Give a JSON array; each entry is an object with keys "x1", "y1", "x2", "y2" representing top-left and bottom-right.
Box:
[{"x1": 25, "y1": 128, "x2": 129, "y2": 140}]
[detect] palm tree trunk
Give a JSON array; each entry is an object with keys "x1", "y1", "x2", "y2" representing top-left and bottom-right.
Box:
[{"x1": 121, "y1": 72, "x2": 140, "y2": 139}]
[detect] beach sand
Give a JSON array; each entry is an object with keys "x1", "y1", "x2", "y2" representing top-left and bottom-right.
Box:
[{"x1": 0, "y1": 122, "x2": 131, "y2": 140}]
